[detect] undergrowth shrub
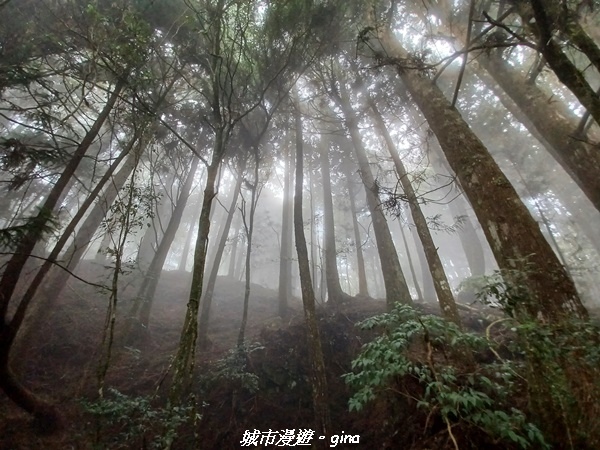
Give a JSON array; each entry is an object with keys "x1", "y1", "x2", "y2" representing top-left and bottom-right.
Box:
[
  {"x1": 477, "y1": 271, "x2": 600, "y2": 450},
  {"x1": 345, "y1": 270, "x2": 600, "y2": 449},
  {"x1": 344, "y1": 303, "x2": 546, "y2": 449},
  {"x1": 199, "y1": 343, "x2": 264, "y2": 395},
  {"x1": 81, "y1": 388, "x2": 197, "y2": 449}
]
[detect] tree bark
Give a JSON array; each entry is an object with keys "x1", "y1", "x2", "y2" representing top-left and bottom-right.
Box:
[
  {"x1": 478, "y1": 51, "x2": 600, "y2": 212},
  {"x1": 178, "y1": 191, "x2": 203, "y2": 272},
  {"x1": 238, "y1": 150, "x2": 260, "y2": 348},
  {"x1": 397, "y1": 218, "x2": 424, "y2": 302}
]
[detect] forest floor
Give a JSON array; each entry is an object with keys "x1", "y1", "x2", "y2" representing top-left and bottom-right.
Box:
[{"x1": 0, "y1": 262, "x2": 507, "y2": 450}]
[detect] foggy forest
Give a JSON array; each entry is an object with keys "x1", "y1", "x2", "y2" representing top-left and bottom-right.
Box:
[{"x1": 1, "y1": 0, "x2": 600, "y2": 448}]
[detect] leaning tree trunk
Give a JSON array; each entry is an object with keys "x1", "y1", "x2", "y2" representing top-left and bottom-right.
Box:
[
  {"x1": 34, "y1": 132, "x2": 144, "y2": 317},
  {"x1": 368, "y1": 95, "x2": 461, "y2": 325},
  {"x1": 292, "y1": 93, "x2": 331, "y2": 442},
  {"x1": 376, "y1": 28, "x2": 587, "y2": 321},
  {"x1": 332, "y1": 83, "x2": 413, "y2": 309},
  {"x1": 0, "y1": 78, "x2": 125, "y2": 429},
  {"x1": 129, "y1": 156, "x2": 200, "y2": 336},
  {"x1": 13, "y1": 132, "x2": 144, "y2": 365}
]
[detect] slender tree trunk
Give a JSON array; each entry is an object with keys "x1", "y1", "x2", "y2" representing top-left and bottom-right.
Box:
[
  {"x1": 309, "y1": 165, "x2": 319, "y2": 294},
  {"x1": 14, "y1": 133, "x2": 143, "y2": 361},
  {"x1": 318, "y1": 136, "x2": 344, "y2": 305},
  {"x1": 129, "y1": 157, "x2": 200, "y2": 334},
  {"x1": 398, "y1": 219, "x2": 424, "y2": 302},
  {"x1": 41, "y1": 136, "x2": 143, "y2": 311},
  {"x1": 368, "y1": 94, "x2": 460, "y2": 324},
  {"x1": 278, "y1": 142, "x2": 294, "y2": 318},
  {"x1": 292, "y1": 94, "x2": 331, "y2": 442},
  {"x1": 343, "y1": 164, "x2": 369, "y2": 297},
  {"x1": 198, "y1": 159, "x2": 244, "y2": 347},
  {"x1": 0, "y1": 78, "x2": 125, "y2": 428},
  {"x1": 179, "y1": 191, "x2": 203, "y2": 272},
  {"x1": 238, "y1": 150, "x2": 260, "y2": 348},
  {"x1": 376, "y1": 28, "x2": 587, "y2": 321},
  {"x1": 227, "y1": 213, "x2": 242, "y2": 278},
  {"x1": 170, "y1": 127, "x2": 226, "y2": 402},
  {"x1": 332, "y1": 81, "x2": 413, "y2": 309}
]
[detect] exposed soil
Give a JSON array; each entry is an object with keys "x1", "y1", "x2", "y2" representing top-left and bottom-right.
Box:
[{"x1": 0, "y1": 262, "x2": 505, "y2": 449}]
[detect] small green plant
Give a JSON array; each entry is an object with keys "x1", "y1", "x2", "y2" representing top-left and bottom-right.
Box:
[
  {"x1": 201, "y1": 343, "x2": 264, "y2": 395},
  {"x1": 476, "y1": 270, "x2": 600, "y2": 449},
  {"x1": 344, "y1": 303, "x2": 548, "y2": 449},
  {"x1": 81, "y1": 388, "x2": 196, "y2": 449}
]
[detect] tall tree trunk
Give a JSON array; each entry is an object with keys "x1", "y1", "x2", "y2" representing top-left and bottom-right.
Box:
[
  {"x1": 198, "y1": 159, "x2": 244, "y2": 348},
  {"x1": 170, "y1": 127, "x2": 227, "y2": 402},
  {"x1": 179, "y1": 191, "x2": 203, "y2": 272},
  {"x1": 318, "y1": 136, "x2": 345, "y2": 305},
  {"x1": 309, "y1": 164, "x2": 320, "y2": 294},
  {"x1": 368, "y1": 94, "x2": 461, "y2": 324},
  {"x1": 0, "y1": 78, "x2": 125, "y2": 428},
  {"x1": 227, "y1": 213, "x2": 242, "y2": 278},
  {"x1": 129, "y1": 157, "x2": 200, "y2": 334},
  {"x1": 332, "y1": 82, "x2": 413, "y2": 309},
  {"x1": 343, "y1": 163, "x2": 369, "y2": 297},
  {"x1": 238, "y1": 150, "x2": 261, "y2": 348},
  {"x1": 376, "y1": 28, "x2": 587, "y2": 321},
  {"x1": 292, "y1": 94, "x2": 331, "y2": 442},
  {"x1": 423, "y1": 1, "x2": 600, "y2": 212},
  {"x1": 278, "y1": 142, "x2": 294, "y2": 318}
]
